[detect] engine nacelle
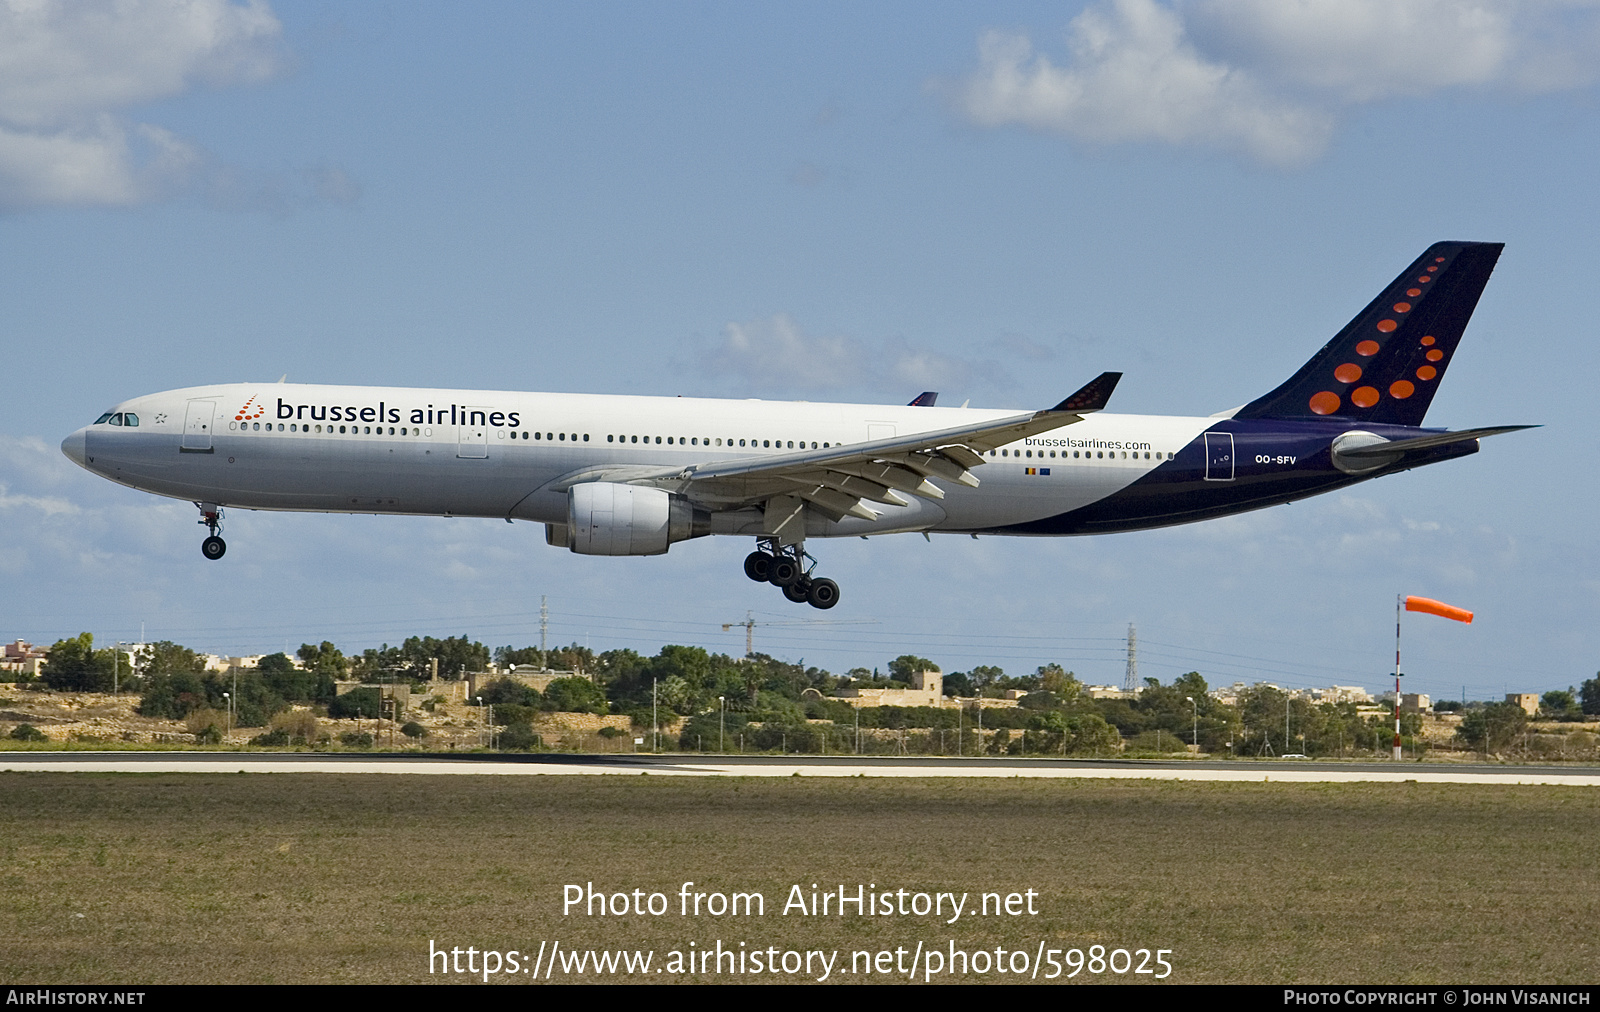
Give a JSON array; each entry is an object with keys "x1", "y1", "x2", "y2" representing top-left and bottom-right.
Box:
[
  {"x1": 566, "y1": 482, "x2": 709, "y2": 556},
  {"x1": 1330, "y1": 430, "x2": 1402, "y2": 475}
]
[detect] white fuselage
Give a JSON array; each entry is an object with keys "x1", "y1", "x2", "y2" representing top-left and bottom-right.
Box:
[{"x1": 65, "y1": 382, "x2": 1214, "y2": 537}]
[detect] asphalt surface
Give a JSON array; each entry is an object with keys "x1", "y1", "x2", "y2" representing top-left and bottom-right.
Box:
[{"x1": 5, "y1": 751, "x2": 1600, "y2": 784}]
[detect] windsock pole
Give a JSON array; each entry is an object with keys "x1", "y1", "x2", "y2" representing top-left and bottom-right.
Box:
[
  {"x1": 1394, "y1": 594, "x2": 1404, "y2": 761},
  {"x1": 1394, "y1": 595, "x2": 1474, "y2": 761}
]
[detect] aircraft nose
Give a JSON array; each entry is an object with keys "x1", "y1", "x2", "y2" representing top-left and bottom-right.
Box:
[{"x1": 61, "y1": 428, "x2": 88, "y2": 467}]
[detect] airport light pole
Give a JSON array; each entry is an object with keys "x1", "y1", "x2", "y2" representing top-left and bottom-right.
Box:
[
  {"x1": 718, "y1": 696, "x2": 725, "y2": 753},
  {"x1": 652, "y1": 677, "x2": 658, "y2": 752},
  {"x1": 1187, "y1": 696, "x2": 1198, "y2": 754},
  {"x1": 222, "y1": 692, "x2": 231, "y2": 740}
]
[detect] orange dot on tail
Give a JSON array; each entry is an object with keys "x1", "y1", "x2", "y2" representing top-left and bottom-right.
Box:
[
  {"x1": 1376, "y1": 320, "x2": 1397, "y2": 333},
  {"x1": 1407, "y1": 288, "x2": 1421, "y2": 297},
  {"x1": 1334, "y1": 363, "x2": 1362, "y2": 383},
  {"x1": 1427, "y1": 349, "x2": 1444, "y2": 362},
  {"x1": 1352, "y1": 386, "x2": 1380, "y2": 408},
  {"x1": 1309, "y1": 391, "x2": 1341, "y2": 415},
  {"x1": 1417, "y1": 365, "x2": 1437, "y2": 380},
  {"x1": 1418, "y1": 276, "x2": 1431, "y2": 283},
  {"x1": 1421, "y1": 335, "x2": 1436, "y2": 345},
  {"x1": 1435, "y1": 257, "x2": 1445, "y2": 262},
  {"x1": 1356, "y1": 340, "x2": 1380, "y2": 356},
  {"x1": 1389, "y1": 380, "x2": 1414, "y2": 399},
  {"x1": 1393, "y1": 302, "x2": 1411, "y2": 312},
  {"x1": 1427, "y1": 266, "x2": 1438, "y2": 272}
]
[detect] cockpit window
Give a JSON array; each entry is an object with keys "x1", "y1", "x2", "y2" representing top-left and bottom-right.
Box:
[
  {"x1": 94, "y1": 412, "x2": 114, "y2": 424},
  {"x1": 122, "y1": 413, "x2": 138, "y2": 426},
  {"x1": 107, "y1": 413, "x2": 123, "y2": 426}
]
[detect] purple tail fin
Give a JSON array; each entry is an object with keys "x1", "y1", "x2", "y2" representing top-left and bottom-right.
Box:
[{"x1": 1234, "y1": 242, "x2": 1502, "y2": 426}]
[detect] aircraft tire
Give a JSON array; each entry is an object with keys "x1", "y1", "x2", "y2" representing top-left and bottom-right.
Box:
[
  {"x1": 768, "y1": 557, "x2": 801, "y2": 587},
  {"x1": 806, "y1": 578, "x2": 840, "y2": 610},
  {"x1": 201, "y1": 536, "x2": 227, "y2": 561},
  {"x1": 744, "y1": 551, "x2": 772, "y2": 582},
  {"x1": 783, "y1": 578, "x2": 811, "y2": 603}
]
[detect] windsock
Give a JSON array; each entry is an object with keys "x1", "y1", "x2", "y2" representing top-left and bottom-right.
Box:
[{"x1": 1404, "y1": 596, "x2": 1473, "y2": 623}]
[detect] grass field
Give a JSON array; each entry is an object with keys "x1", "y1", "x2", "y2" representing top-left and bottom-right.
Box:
[{"x1": 1, "y1": 774, "x2": 1595, "y2": 984}]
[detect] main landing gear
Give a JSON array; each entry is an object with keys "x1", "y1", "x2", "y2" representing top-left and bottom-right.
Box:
[
  {"x1": 197, "y1": 503, "x2": 226, "y2": 561},
  {"x1": 744, "y1": 539, "x2": 839, "y2": 610}
]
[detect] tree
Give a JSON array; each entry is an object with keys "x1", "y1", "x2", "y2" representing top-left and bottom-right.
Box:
[
  {"x1": 1579, "y1": 675, "x2": 1600, "y2": 716},
  {"x1": 257, "y1": 652, "x2": 330, "y2": 703},
  {"x1": 1457, "y1": 702, "x2": 1529, "y2": 752},
  {"x1": 967, "y1": 665, "x2": 1004, "y2": 696},
  {"x1": 328, "y1": 687, "x2": 382, "y2": 719},
  {"x1": 478, "y1": 678, "x2": 540, "y2": 707},
  {"x1": 1036, "y1": 664, "x2": 1083, "y2": 699},
  {"x1": 888, "y1": 655, "x2": 939, "y2": 681},
  {"x1": 298, "y1": 642, "x2": 348, "y2": 681},
  {"x1": 542, "y1": 677, "x2": 608, "y2": 714},
  {"x1": 41, "y1": 633, "x2": 116, "y2": 692},
  {"x1": 1541, "y1": 689, "x2": 1580, "y2": 720}
]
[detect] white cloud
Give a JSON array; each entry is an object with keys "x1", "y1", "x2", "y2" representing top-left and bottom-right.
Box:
[
  {"x1": 0, "y1": 0, "x2": 289, "y2": 209},
  {"x1": 947, "y1": 0, "x2": 1600, "y2": 166},
  {"x1": 694, "y1": 314, "x2": 1013, "y2": 399}
]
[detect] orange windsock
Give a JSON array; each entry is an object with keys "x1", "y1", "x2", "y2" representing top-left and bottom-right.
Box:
[{"x1": 1404, "y1": 596, "x2": 1473, "y2": 623}]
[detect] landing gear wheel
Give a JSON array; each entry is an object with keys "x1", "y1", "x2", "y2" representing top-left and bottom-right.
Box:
[
  {"x1": 201, "y1": 536, "x2": 227, "y2": 561},
  {"x1": 806, "y1": 577, "x2": 840, "y2": 610},
  {"x1": 743, "y1": 551, "x2": 773, "y2": 582},
  {"x1": 768, "y1": 557, "x2": 801, "y2": 587},
  {"x1": 783, "y1": 577, "x2": 812, "y2": 603}
]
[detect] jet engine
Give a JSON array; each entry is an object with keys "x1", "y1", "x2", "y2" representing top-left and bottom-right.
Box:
[{"x1": 562, "y1": 482, "x2": 709, "y2": 556}]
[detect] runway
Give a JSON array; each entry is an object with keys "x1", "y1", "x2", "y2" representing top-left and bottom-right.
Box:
[{"x1": 6, "y1": 751, "x2": 1600, "y2": 785}]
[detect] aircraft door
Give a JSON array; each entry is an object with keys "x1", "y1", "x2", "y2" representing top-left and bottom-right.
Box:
[
  {"x1": 1204, "y1": 432, "x2": 1235, "y2": 481},
  {"x1": 457, "y1": 410, "x2": 489, "y2": 459},
  {"x1": 181, "y1": 399, "x2": 215, "y2": 452}
]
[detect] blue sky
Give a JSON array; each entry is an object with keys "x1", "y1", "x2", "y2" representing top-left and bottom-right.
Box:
[{"x1": 1, "y1": 0, "x2": 1595, "y2": 700}]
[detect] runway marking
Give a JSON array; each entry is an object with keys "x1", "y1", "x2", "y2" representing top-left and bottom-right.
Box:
[{"x1": 4, "y1": 755, "x2": 1600, "y2": 785}]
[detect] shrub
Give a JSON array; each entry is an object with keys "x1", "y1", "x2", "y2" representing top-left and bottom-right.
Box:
[
  {"x1": 597, "y1": 725, "x2": 625, "y2": 738},
  {"x1": 185, "y1": 708, "x2": 228, "y2": 736},
  {"x1": 9, "y1": 723, "x2": 47, "y2": 741},
  {"x1": 251, "y1": 728, "x2": 289, "y2": 746},
  {"x1": 193, "y1": 724, "x2": 222, "y2": 744},
  {"x1": 498, "y1": 725, "x2": 541, "y2": 751},
  {"x1": 400, "y1": 721, "x2": 426, "y2": 739},
  {"x1": 1128, "y1": 729, "x2": 1189, "y2": 753},
  {"x1": 328, "y1": 688, "x2": 382, "y2": 720},
  {"x1": 340, "y1": 731, "x2": 374, "y2": 748},
  {"x1": 271, "y1": 709, "x2": 319, "y2": 743}
]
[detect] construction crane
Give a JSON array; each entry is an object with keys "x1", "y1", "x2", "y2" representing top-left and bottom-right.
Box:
[{"x1": 721, "y1": 611, "x2": 875, "y2": 657}]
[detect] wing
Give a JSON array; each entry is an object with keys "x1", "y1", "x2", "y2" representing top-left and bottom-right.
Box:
[{"x1": 550, "y1": 372, "x2": 1121, "y2": 524}]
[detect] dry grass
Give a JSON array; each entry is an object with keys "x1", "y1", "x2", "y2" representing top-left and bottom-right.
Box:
[{"x1": 0, "y1": 775, "x2": 1595, "y2": 984}]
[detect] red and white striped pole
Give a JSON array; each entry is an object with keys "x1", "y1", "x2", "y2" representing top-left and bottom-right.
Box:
[
  {"x1": 1395, "y1": 595, "x2": 1475, "y2": 761},
  {"x1": 1394, "y1": 594, "x2": 1403, "y2": 761}
]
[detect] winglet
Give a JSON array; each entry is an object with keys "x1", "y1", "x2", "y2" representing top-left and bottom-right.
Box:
[
  {"x1": 1050, "y1": 372, "x2": 1122, "y2": 413},
  {"x1": 907, "y1": 391, "x2": 939, "y2": 407}
]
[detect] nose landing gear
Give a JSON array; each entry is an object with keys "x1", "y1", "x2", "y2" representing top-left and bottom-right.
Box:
[
  {"x1": 743, "y1": 539, "x2": 839, "y2": 609},
  {"x1": 197, "y1": 503, "x2": 226, "y2": 560}
]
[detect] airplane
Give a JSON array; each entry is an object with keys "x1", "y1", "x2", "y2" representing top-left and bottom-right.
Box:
[{"x1": 61, "y1": 241, "x2": 1531, "y2": 610}]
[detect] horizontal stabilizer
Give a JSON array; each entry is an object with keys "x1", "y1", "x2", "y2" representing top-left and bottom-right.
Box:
[
  {"x1": 1050, "y1": 371, "x2": 1122, "y2": 413},
  {"x1": 1337, "y1": 425, "x2": 1537, "y2": 458},
  {"x1": 907, "y1": 391, "x2": 938, "y2": 407}
]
